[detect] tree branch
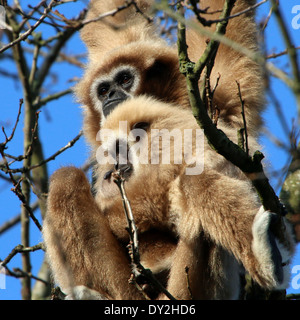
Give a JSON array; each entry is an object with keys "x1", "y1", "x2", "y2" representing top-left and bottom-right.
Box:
[
  {"x1": 177, "y1": 0, "x2": 288, "y2": 300},
  {"x1": 269, "y1": 0, "x2": 300, "y2": 120},
  {"x1": 177, "y1": 0, "x2": 284, "y2": 219},
  {"x1": 0, "y1": 0, "x2": 58, "y2": 54},
  {"x1": 113, "y1": 170, "x2": 176, "y2": 300}
]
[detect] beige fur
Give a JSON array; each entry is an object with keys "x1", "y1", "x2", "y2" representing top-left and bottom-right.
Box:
[
  {"x1": 76, "y1": 0, "x2": 264, "y2": 145},
  {"x1": 43, "y1": 0, "x2": 295, "y2": 299},
  {"x1": 44, "y1": 97, "x2": 295, "y2": 299}
]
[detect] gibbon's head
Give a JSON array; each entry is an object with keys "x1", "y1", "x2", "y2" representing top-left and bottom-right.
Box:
[
  {"x1": 94, "y1": 96, "x2": 204, "y2": 198},
  {"x1": 75, "y1": 41, "x2": 188, "y2": 147}
]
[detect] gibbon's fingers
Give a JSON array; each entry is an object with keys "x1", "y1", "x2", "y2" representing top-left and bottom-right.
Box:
[{"x1": 43, "y1": 166, "x2": 144, "y2": 300}]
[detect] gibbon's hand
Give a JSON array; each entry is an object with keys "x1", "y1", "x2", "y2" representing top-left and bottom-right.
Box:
[
  {"x1": 252, "y1": 206, "x2": 295, "y2": 289},
  {"x1": 65, "y1": 285, "x2": 109, "y2": 300}
]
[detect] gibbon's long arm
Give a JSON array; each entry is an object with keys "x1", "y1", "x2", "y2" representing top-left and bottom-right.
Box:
[
  {"x1": 80, "y1": 0, "x2": 156, "y2": 60},
  {"x1": 43, "y1": 167, "x2": 144, "y2": 300},
  {"x1": 186, "y1": 0, "x2": 264, "y2": 133}
]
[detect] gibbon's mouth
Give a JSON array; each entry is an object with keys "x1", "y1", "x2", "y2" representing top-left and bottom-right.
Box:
[
  {"x1": 100, "y1": 163, "x2": 133, "y2": 198},
  {"x1": 103, "y1": 163, "x2": 133, "y2": 182},
  {"x1": 103, "y1": 99, "x2": 126, "y2": 118}
]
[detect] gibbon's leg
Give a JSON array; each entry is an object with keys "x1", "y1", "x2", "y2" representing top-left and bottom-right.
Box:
[
  {"x1": 43, "y1": 166, "x2": 144, "y2": 300},
  {"x1": 162, "y1": 233, "x2": 209, "y2": 300},
  {"x1": 160, "y1": 231, "x2": 241, "y2": 300},
  {"x1": 165, "y1": 170, "x2": 294, "y2": 299},
  {"x1": 163, "y1": 235, "x2": 241, "y2": 300}
]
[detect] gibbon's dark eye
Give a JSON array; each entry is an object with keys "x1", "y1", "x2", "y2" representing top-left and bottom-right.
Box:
[
  {"x1": 97, "y1": 83, "x2": 110, "y2": 97},
  {"x1": 121, "y1": 74, "x2": 131, "y2": 84},
  {"x1": 116, "y1": 71, "x2": 133, "y2": 89},
  {"x1": 132, "y1": 122, "x2": 150, "y2": 131},
  {"x1": 131, "y1": 122, "x2": 150, "y2": 142}
]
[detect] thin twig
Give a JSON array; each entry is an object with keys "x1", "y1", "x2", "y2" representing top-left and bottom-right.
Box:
[
  {"x1": 0, "y1": 99, "x2": 23, "y2": 148},
  {"x1": 113, "y1": 170, "x2": 176, "y2": 300},
  {"x1": 177, "y1": 0, "x2": 285, "y2": 234},
  {"x1": 236, "y1": 81, "x2": 249, "y2": 156},
  {"x1": 0, "y1": 148, "x2": 42, "y2": 232},
  {"x1": 80, "y1": 0, "x2": 152, "y2": 27},
  {"x1": 1, "y1": 264, "x2": 49, "y2": 286},
  {"x1": 0, "y1": 0, "x2": 58, "y2": 54},
  {"x1": 0, "y1": 201, "x2": 39, "y2": 235},
  {"x1": 33, "y1": 88, "x2": 72, "y2": 110},
  {"x1": 184, "y1": 266, "x2": 193, "y2": 300},
  {"x1": 29, "y1": 131, "x2": 83, "y2": 171},
  {"x1": 189, "y1": 0, "x2": 267, "y2": 27},
  {"x1": 11, "y1": 182, "x2": 43, "y2": 232},
  {"x1": 266, "y1": 46, "x2": 300, "y2": 60},
  {"x1": 1, "y1": 243, "x2": 45, "y2": 268}
]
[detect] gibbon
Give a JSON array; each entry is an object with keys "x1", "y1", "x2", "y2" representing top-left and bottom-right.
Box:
[
  {"x1": 43, "y1": 96, "x2": 295, "y2": 299},
  {"x1": 43, "y1": 0, "x2": 295, "y2": 299},
  {"x1": 75, "y1": 0, "x2": 264, "y2": 145}
]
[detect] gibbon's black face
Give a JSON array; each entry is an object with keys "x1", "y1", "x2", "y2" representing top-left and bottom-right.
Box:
[{"x1": 95, "y1": 67, "x2": 138, "y2": 118}]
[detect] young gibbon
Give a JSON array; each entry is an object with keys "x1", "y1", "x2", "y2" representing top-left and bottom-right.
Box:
[
  {"x1": 43, "y1": 0, "x2": 295, "y2": 299},
  {"x1": 43, "y1": 96, "x2": 294, "y2": 300}
]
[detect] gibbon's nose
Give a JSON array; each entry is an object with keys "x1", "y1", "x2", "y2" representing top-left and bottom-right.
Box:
[
  {"x1": 103, "y1": 90, "x2": 129, "y2": 118},
  {"x1": 108, "y1": 89, "x2": 116, "y2": 98},
  {"x1": 108, "y1": 89, "x2": 127, "y2": 100}
]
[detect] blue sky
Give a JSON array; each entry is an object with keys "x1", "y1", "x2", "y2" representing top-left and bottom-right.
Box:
[{"x1": 0, "y1": 0, "x2": 299, "y2": 299}]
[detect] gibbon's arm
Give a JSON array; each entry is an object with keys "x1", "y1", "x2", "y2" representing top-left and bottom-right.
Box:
[
  {"x1": 80, "y1": 0, "x2": 156, "y2": 60},
  {"x1": 43, "y1": 166, "x2": 144, "y2": 300},
  {"x1": 171, "y1": 170, "x2": 294, "y2": 292},
  {"x1": 186, "y1": 0, "x2": 265, "y2": 134}
]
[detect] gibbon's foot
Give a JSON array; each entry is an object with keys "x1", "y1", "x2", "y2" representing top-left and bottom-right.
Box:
[
  {"x1": 65, "y1": 285, "x2": 109, "y2": 300},
  {"x1": 252, "y1": 206, "x2": 295, "y2": 290}
]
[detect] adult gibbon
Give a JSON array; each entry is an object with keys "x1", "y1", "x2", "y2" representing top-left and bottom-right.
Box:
[
  {"x1": 75, "y1": 0, "x2": 264, "y2": 144},
  {"x1": 43, "y1": 0, "x2": 295, "y2": 299}
]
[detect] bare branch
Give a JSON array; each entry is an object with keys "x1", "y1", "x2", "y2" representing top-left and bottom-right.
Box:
[
  {"x1": 33, "y1": 88, "x2": 72, "y2": 110},
  {"x1": 29, "y1": 131, "x2": 83, "y2": 170},
  {"x1": 269, "y1": 0, "x2": 300, "y2": 118},
  {"x1": 236, "y1": 81, "x2": 249, "y2": 156},
  {"x1": 1, "y1": 243, "x2": 45, "y2": 268},
  {"x1": 0, "y1": 99, "x2": 23, "y2": 148},
  {"x1": 189, "y1": 0, "x2": 268, "y2": 27},
  {"x1": 113, "y1": 170, "x2": 176, "y2": 300},
  {"x1": 0, "y1": 201, "x2": 39, "y2": 236},
  {"x1": 0, "y1": 0, "x2": 59, "y2": 54}
]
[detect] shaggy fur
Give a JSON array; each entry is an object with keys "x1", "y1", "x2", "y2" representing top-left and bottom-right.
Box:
[
  {"x1": 43, "y1": 0, "x2": 295, "y2": 300},
  {"x1": 75, "y1": 0, "x2": 264, "y2": 143},
  {"x1": 44, "y1": 96, "x2": 295, "y2": 299}
]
